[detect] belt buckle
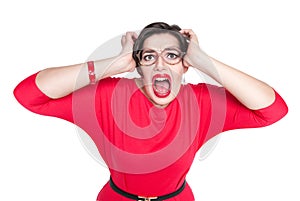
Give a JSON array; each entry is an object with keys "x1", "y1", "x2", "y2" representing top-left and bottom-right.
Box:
[{"x1": 138, "y1": 196, "x2": 158, "y2": 201}]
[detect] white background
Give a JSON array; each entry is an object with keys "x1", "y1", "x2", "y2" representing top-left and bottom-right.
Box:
[{"x1": 1, "y1": 0, "x2": 299, "y2": 200}]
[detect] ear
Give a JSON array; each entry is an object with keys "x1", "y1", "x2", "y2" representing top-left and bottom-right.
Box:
[
  {"x1": 183, "y1": 66, "x2": 189, "y2": 73},
  {"x1": 136, "y1": 67, "x2": 143, "y2": 77},
  {"x1": 182, "y1": 59, "x2": 190, "y2": 73}
]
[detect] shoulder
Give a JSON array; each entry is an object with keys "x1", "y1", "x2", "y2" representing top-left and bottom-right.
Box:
[
  {"x1": 95, "y1": 77, "x2": 138, "y2": 97},
  {"x1": 97, "y1": 77, "x2": 135, "y2": 89},
  {"x1": 180, "y1": 83, "x2": 228, "y2": 106},
  {"x1": 183, "y1": 83, "x2": 224, "y2": 95}
]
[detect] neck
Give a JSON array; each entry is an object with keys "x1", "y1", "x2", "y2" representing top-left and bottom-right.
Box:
[{"x1": 134, "y1": 78, "x2": 169, "y2": 109}]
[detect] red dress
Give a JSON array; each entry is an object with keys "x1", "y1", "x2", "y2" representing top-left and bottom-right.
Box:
[{"x1": 14, "y1": 73, "x2": 288, "y2": 200}]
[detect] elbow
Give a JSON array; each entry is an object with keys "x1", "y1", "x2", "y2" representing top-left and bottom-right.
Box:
[
  {"x1": 13, "y1": 73, "x2": 50, "y2": 113},
  {"x1": 13, "y1": 83, "x2": 37, "y2": 112},
  {"x1": 276, "y1": 99, "x2": 289, "y2": 122},
  {"x1": 13, "y1": 82, "x2": 28, "y2": 108},
  {"x1": 254, "y1": 90, "x2": 288, "y2": 126},
  {"x1": 272, "y1": 90, "x2": 289, "y2": 123},
  {"x1": 270, "y1": 101, "x2": 288, "y2": 125}
]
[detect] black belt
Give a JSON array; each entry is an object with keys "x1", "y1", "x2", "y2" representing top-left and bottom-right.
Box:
[{"x1": 109, "y1": 177, "x2": 186, "y2": 201}]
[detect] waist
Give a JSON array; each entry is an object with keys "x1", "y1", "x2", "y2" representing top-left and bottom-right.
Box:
[{"x1": 109, "y1": 176, "x2": 186, "y2": 201}]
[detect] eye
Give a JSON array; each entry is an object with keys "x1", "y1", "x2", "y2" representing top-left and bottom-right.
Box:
[
  {"x1": 143, "y1": 54, "x2": 155, "y2": 61},
  {"x1": 166, "y1": 53, "x2": 179, "y2": 60}
]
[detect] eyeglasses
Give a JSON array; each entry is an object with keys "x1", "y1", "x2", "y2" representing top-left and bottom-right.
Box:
[{"x1": 138, "y1": 48, "x2": 185, "y2": 66}]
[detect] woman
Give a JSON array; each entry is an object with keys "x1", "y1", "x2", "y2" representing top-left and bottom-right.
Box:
[{"x1": 14, "y1": 22, "x2": 288, "y2": 201}]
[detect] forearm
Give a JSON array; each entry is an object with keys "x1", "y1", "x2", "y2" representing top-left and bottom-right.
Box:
[
  {"x1": 200, "y1": 56, "x2": 275, "y2": 110},
  {"x1": 36, "y1": 32, "x2": 137, "y2": 99},
  {"x1": 180, "y1": 29, "x2": 275, "y2": 110},
  {"x1": 36, "y1": 56, "x2": 121, "y2": 99}
]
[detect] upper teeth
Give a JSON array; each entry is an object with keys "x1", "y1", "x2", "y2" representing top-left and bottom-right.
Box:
[{"x1": 155, "y1": 78, "x2": 168, "y2": 81}]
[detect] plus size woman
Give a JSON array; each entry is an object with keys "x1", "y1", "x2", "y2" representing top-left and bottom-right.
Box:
[{"x1": 14, "y1": 22, "x2": 288, "y2": 201}]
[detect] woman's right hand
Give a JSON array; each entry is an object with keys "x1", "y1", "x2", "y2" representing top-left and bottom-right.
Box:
[
  {"x1": 115, "y1": 31, "x2": 138, "y2": 73},
  {"x1": 35, "y1": 32, "x2": 139, "y2": 99}
]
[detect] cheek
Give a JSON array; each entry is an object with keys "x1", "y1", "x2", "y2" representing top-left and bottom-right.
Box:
[
  {"x1": 141, "y1": 71, "x2": 153, "y2": 87},
  {"x1": 137, "y1": 67, "x2": 143, "y2": 76},
  {"x1": 171, "y1": 67, "x2": 185, "y2": 80},
  {"x1": 143, "y1": 73, "x2": 153, "y2": 83}
]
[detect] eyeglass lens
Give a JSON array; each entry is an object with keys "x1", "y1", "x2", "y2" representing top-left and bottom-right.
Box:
[{"x1": 140, "y1": 48, "x2": 184, "y2": 66}]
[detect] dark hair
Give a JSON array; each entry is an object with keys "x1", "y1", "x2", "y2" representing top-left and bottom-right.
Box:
[{"x1": 132, "y1": 22, "x2": 189, "y2": 67}]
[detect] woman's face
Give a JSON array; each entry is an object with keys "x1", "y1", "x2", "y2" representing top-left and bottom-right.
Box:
[{"x1": 137, "y1": 33, "x2": 188, "y2": 108}]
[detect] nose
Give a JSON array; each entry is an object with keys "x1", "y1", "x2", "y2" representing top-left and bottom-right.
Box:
[{"x1": 154, "y1": 55, "x2": 166, "y2": 71}]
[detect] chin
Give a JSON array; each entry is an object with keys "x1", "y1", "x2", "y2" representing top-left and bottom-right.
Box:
[
  {"x1": 147, "y1": 87, "x2": 178, "y2": 108},
  {"x1": 142, "y1": 75, "x2": 182, "y2": 107},
  {"x1": 153, "y1": 96, "x2": 173, "y2": 107}
]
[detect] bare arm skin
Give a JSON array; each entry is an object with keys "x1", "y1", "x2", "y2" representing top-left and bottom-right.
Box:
[
  {"x1": 180, "y1": 29, "x2": 275, "y2": 110},
  {"x1": 36, "y1": 32, "x2": 137, "y2": 99}
]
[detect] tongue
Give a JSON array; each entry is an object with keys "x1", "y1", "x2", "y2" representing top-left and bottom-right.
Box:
[{"x1": 155, "y1": 80, "x2": 170, "y2": 94}]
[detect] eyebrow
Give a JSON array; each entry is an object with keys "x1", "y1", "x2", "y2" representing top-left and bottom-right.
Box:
[
  {"x1": 142, "y1": 47, "x2": 181, "y2": 53},
  {"x1": 142, "y1": 49, "x2": 156, "y2": 54}
]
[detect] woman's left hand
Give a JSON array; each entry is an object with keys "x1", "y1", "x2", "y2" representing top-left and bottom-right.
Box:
[
  {"x1": 181, "y1": 30, "x2": 277, "y2": 110},
  {"x1": 180, "y1": 29, "x2": 200, "y2": 66},
  {"x1": 180, "y1": 29, "x2": 211, "y2": 74}
]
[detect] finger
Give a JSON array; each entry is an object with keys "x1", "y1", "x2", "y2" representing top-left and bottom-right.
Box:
[
  {"x1": 180, "y1": 29, "x2": 199, "y2": 44},
  {"x1": 125, "y1": 32, "x2": 136, "y2": 42},
  {"x1": 132, "y1": 32, "x2": 138, "y2": 42},
  {"x1": 180, "y1": 29, "x2": 194, "y2": 38},
  {"x1": 121, "y1": 32, "x2": 135, "y2": 53},
  {"x1": 121, "y1": 35, "x2": 126, "y2": 46}
]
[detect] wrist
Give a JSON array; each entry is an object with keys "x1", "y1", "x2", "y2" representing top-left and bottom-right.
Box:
[
  {"x1": 190, "y1": 53, "x2": 214, "y2": 74},
  {"x1": 87, "y1": 61, "x2": 96, "y2": 84}
]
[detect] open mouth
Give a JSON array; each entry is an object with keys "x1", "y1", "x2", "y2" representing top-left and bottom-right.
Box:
[{"x1": 152, "y1": 74, "x2": 171, "y2": 98}]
